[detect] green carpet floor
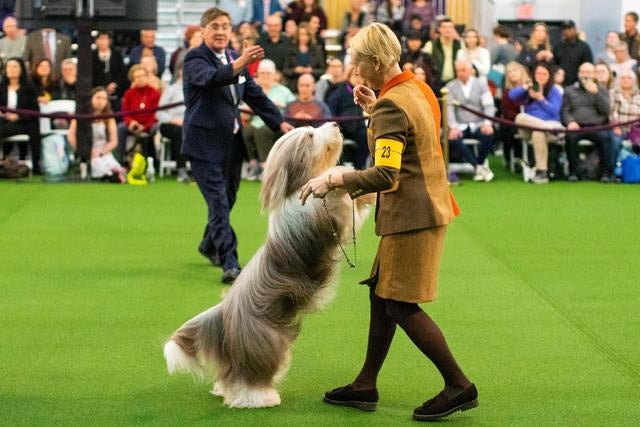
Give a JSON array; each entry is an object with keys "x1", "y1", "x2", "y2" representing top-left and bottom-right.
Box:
[{"x1": 1, "y1": 168, "x2": 639, "y2": 426}]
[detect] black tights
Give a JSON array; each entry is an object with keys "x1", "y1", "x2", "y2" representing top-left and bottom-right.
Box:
[{"x1": 352, "y1": 287, "x2": 470, "y2": 392}]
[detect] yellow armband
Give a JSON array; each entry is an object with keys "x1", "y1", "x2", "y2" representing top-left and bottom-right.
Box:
[{"x1": 374, "y1": 138, "x2": 403, "y2": 169}]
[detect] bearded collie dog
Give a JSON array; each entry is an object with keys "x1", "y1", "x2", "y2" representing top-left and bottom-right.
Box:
[{"x1": 164, "y1": 122, "x2": 374, "y2": 408}]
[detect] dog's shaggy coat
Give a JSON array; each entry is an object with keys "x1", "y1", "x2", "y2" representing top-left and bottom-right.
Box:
[{"x1": 164, "y1": 123, "x2": 374, "y2": 408}]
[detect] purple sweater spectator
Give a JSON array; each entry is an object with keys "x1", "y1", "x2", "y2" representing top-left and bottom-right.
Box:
[{"x1": 508, "y1": 85, "x2": 563, "y2": 122}]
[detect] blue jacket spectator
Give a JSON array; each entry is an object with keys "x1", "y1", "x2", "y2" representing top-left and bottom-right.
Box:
[{"x1": 129, "y1": 30, "x2": 166, "y2": 77}]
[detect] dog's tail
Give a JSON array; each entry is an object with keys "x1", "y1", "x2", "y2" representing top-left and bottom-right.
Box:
[{"x1": 164, "y1": 304, "x2": 224, "y2": 379}]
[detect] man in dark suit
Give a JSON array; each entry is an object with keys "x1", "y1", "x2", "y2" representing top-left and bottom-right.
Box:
[
  {"x1": 183, "y1": 7, "x2": 293, "y2": 284},
  {"x1": 23, "y1": 28, "x2": 72, "y2": 79}
]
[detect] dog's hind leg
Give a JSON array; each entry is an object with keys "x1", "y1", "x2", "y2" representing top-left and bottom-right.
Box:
[{"x1": 273, "y1": 348, "x2": 292, "y2": 385}]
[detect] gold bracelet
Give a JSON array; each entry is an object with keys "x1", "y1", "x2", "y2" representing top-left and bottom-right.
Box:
[{"x1": 325, "y1": 173, "x2": 333, "y2": 191}]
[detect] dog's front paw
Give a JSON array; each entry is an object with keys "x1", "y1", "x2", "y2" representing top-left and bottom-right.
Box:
[{"x1": 211, "y1": 381, "x2": 225, "y2": 397}]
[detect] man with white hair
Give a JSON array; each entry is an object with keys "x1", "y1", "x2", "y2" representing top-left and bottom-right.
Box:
[
  {"x1": 243, "y1": 59, "x2": 295, "y2": 179},
  {"x1": 445, "y1": 58, "x2": 495, "y2": 182},
  {"x1": 0, "y1": 16, "x2": 26, "y2": 59}
]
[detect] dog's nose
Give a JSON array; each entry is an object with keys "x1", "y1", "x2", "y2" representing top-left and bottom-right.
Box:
[{"x1": 330, "y1": 122, "x2": 338, "y2": 127}]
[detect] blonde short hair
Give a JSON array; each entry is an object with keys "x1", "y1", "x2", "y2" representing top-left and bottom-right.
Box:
[{"x1": 348, "y1": 23, "x2": 400, "y2": 70}]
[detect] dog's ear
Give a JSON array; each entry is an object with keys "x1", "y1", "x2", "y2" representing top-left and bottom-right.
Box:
[{"x1": 261, "y1": 128, "x2": 315, "y2": 211}]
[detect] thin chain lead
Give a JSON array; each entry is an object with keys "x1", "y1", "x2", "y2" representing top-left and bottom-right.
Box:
[{"x1": 322, "y1": 198, "x2": 357, "y2": 268}]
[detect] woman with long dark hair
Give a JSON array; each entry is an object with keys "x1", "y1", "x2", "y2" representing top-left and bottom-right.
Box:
[
  {"x1": 510, "y1": 62, "x2": 564, "y2": 183},
  {"x1": 0, "y1": 57, "x2": 42, "y2": 174},
  {"x1": 283, "y1": 22, "x2": 325, "y2": 90}
]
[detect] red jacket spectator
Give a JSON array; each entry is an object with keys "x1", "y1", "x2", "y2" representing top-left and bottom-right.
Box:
[{"x1": 122, "y1": 85, "x2": 160, "y2": 131}]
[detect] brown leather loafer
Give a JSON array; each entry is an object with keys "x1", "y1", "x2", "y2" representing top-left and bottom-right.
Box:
[
  {"x1": 413, "y1": 383, "x2": 478, "y2": 421},
  {"x1": 323, "y1": 384, "x2": 378, "y2": 412}
]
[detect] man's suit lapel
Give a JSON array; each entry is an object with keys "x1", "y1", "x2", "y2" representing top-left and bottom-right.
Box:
[{"x1": 207, "y1": 45, "x2": 234, "y2": 105}]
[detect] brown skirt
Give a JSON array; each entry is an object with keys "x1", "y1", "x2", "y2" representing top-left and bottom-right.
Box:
[{"x1": 361, "y1": 225, "x2": 448, "y2": 303}]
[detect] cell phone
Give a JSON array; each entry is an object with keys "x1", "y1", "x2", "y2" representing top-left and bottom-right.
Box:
[{"x1": 532, "y1": 82, "x2": 539, "y2": 92}]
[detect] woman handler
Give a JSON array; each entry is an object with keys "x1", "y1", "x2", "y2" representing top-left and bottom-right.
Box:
[{"x1": 300, "y1": 23, "x2": 477, "y2": 422}]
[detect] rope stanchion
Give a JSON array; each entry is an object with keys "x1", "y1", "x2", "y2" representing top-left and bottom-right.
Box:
[
  {"x1": 0, "y1": 102, "x2": 185, "y2": 121},
  {"x1": 450, "y1": 100, "x2": 640, "y2": 134}
]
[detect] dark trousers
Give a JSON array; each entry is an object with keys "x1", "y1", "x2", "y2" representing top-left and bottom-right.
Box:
[
  {"x1": 343, "y1": 124, "x2": 369, "y2": 170},
  {"x1": 565, "y1": 130, "x2": 612, "y2": 176},
  {"x1": 1, "y1": 120, "x2": 42, "y2": 173},
  {"x1": 189, "y1": 136, "x2": 244, "y2": 271},
  {"x1": 159, "y1": 123, "x2": 186, "y2": 169},
  {"x1": 117, "y1": 122, "x2": 157, "y2": 165},
  {"x1": 448, "y1": 127, "x2": 494, "y2": 167}
]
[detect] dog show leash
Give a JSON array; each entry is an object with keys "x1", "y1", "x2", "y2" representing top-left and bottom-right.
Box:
[{"x1": 322, "y1": 198, "x2": 357, "y2": 268}]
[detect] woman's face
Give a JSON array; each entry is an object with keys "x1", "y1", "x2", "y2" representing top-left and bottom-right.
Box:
[
  {"x1": 607, "y1": 32, "x2": 620, "y2": 47},
  {"x1": 554, "y1": 68, "x2": 565, "y2": 85},
  {"x1": 534, "y1": 66, "x2": 550, "y2": 85},
  {"x1": 91, "y1": 90, "x2": 108, "y2": 111},
  {"x1": 131, "y1": 70, "x2": 148, "y2": 88},
  {"x1": 298, "y1": 28, "x2": 310, "y2": 45},
  {"x1": 5, "y1": 60, "x2": 21, "y2": 80},
  {"x1": 595, "y1": 64, "x2": 610, "y2": 84},
  {"x1": 352, "y1": 52, "x2": 383, "y2": 89},
  {"x1": 532, "y1": 25, "x2": 547, "y2": 43},
  {"x1": 614, "y1": 46, "x2": 628, "y2": 62},
  {"x1": 96, "y1": 34, "x2": 111, "y2": 50},
  {"x1": 506, "y1": 65, "x2": 522, "y2": 84},
  {"x1": 619, "y1": 73, "x2": 636, "y2": 90},
  {"x1": 464, "y1": 31, "x2": 479, "y2": 49},
  {"x1": 36, "y1": 60, "x2": 51, "y2": 77},
  {"x1": 413, "y1": 67, "x2": 426, "y2": 82}
]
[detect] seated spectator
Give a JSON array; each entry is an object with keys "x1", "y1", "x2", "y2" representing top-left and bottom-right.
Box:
[
  {"x1": 259, "y1": 14, "x2": 292, "y2": 72},
  {"x1": 620, "y1": 11, "x2": 640, "y2": 61},
  {"x1": 490, "y1": 25, "x2": 516, "y2": 68},
  {"x1": 399, "y1": 32, "x2": 440, "y2": 92},
  {"x1": 405, "y1": 13, "x2": 430, "y2": 44},
  {"x1": 286, "y1": 0, "x2": 328, "y2": 31},
  {"x1": 609, "y1": 68, "x2": 640, "y2": 172},
  {"x1": 446, "y1": 58, "x2": 496, "y2": 182},
  {"x1": 117, "y1": 64, "x2": 161, "y2": 164},
  {"x1": 597, "y1": 31, "x2": 620, "y2": 64},
  {"x1": 457, "y1": 28, "x2": 491, "y2": 79},
  {"x1": 403, "y1": 0, "x2": 435, "y2": 34},
  {"x1": 316, "y1": 57, "x2": 344, "y2": 103},
  {"x1": 31, "y1": 58, "x2": 55, "y2": 104},
  {"x1": 68, "y1": 87, "x2": 125, "y2": 182},
  {"x1": 283, "y1": 22, "x2": 324, "y2": 91},
  {"x1": 140, "y1": 55, "x2": 165, "y2": 92},
  {"x1": 243, "y1": 59, "x2": 295, "y2": 180},
  {"x1": 0, "y1": 57, "x2": 41, "y2": 174},
  {"x1": 510, "y1": 63, "x2": 564, "y2": 183},
  {"x1": 499, "y1": 61, "x2": 529, "y2": 167},
  {"x1": 327, "y1": 68, "x2": 368, "y2": 169},
  {"x1": 240, "y1": 33, "x2": 261, "y2": 77},
  {"x1": 169, "y1": 25, "x2": 202, "y2": 79},
  {"x1": 422, "y1": 18, "x2": 462, "y2": 89},
  {"x1": 413, "y1": 65, "x2": 427, "y2": 82},
  {"x1": 253, "y1": 0, "x2": 282, "y2": 25},
  {"x1": 341, "y1": 0, "x2": 369, "y2": 37},
  {"x1": 562, "y1": 62, "x2": 612, "y2": 181},
  {"x1": 92, "y1": 31, "x2": 126, "y2": 110},
  {"x1": 371, "y1": 0, "x2": 405, "y2": 34},
  {"x1": 52, "y1": 58, "x2": 77, "y2": 100},
  {"x1": 595, "y1": 61, "x2": 614, "y2": 90},
  {"x1": 609, "y1": 41, "x2": 638, "y2": 79},
  {"x1": 0, "y1": 16, "x2": 26, "y2": 59},
  {"x1": 157, "y1": 66, "x2": 189, "y2": 183},
  {"x1": 23, "y1": 28, "x2": 72, "y2": 79},
  {"x1": 554, "y1": 20, "x2": 593, "y2": 86},
  {"x1": 307, "y1": 15, "x2": 326, "y2": 61},
  {"x1": 284, "y1": 73, "x2": 331, "y2": 125},
  {"x1": 284, "y1": 19, "x2": 298, "y2": 39},
  {"x1": 128, "y1": 30, "x2": 166, "y2": 77}
]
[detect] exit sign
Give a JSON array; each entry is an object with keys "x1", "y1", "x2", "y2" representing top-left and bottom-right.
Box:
[{"x1": 517, "y1": 3, "x2": 535, "y2": 19}]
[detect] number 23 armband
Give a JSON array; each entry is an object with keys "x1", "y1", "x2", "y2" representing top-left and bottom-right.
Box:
[{"x1": 374, "y1": 138, "x2": 403, "y2": 169}]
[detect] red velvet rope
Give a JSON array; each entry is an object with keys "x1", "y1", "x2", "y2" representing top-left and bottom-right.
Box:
[{"x1": 451, "y1": 100, "x2": 639, "y2": 134}]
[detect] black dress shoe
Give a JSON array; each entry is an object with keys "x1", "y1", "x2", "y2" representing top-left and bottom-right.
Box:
[
  {"x1": 413, "y1": 384, "x2": 478, "y2": 421},
  {"x1": 221, "y1": 267, "x2": 241, "y2": 284},
  {"x1": 198, "y1": 246, "x2": 222, "y2": 267},
  {"x1": 323, "y1": 384, "x2": 378, "y2": 412}
]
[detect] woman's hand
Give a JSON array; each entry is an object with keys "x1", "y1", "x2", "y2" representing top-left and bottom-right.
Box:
[
  {"x1": 614, "y1": 126, "x2": 623, "y2": 136},
  {"x1": 299, "y1": 172, "x2": 344, "y2": 205},
  {"x1": 353, "y1": 84, "x2": 376, "y2": 113}
]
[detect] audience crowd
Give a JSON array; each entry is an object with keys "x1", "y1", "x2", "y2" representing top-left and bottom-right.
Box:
[{"x1": 1, "y1": 1, "x2": 640, "y2": 184}]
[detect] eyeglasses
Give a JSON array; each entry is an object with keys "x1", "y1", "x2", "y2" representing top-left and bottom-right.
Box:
[{"x1": 205, "y1": 24, "x2": 231, "y2": 31}]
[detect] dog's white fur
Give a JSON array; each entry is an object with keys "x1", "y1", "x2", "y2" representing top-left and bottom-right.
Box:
[{"x1": 164, "y1": 123, "x2": 374, "y2": 408}]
